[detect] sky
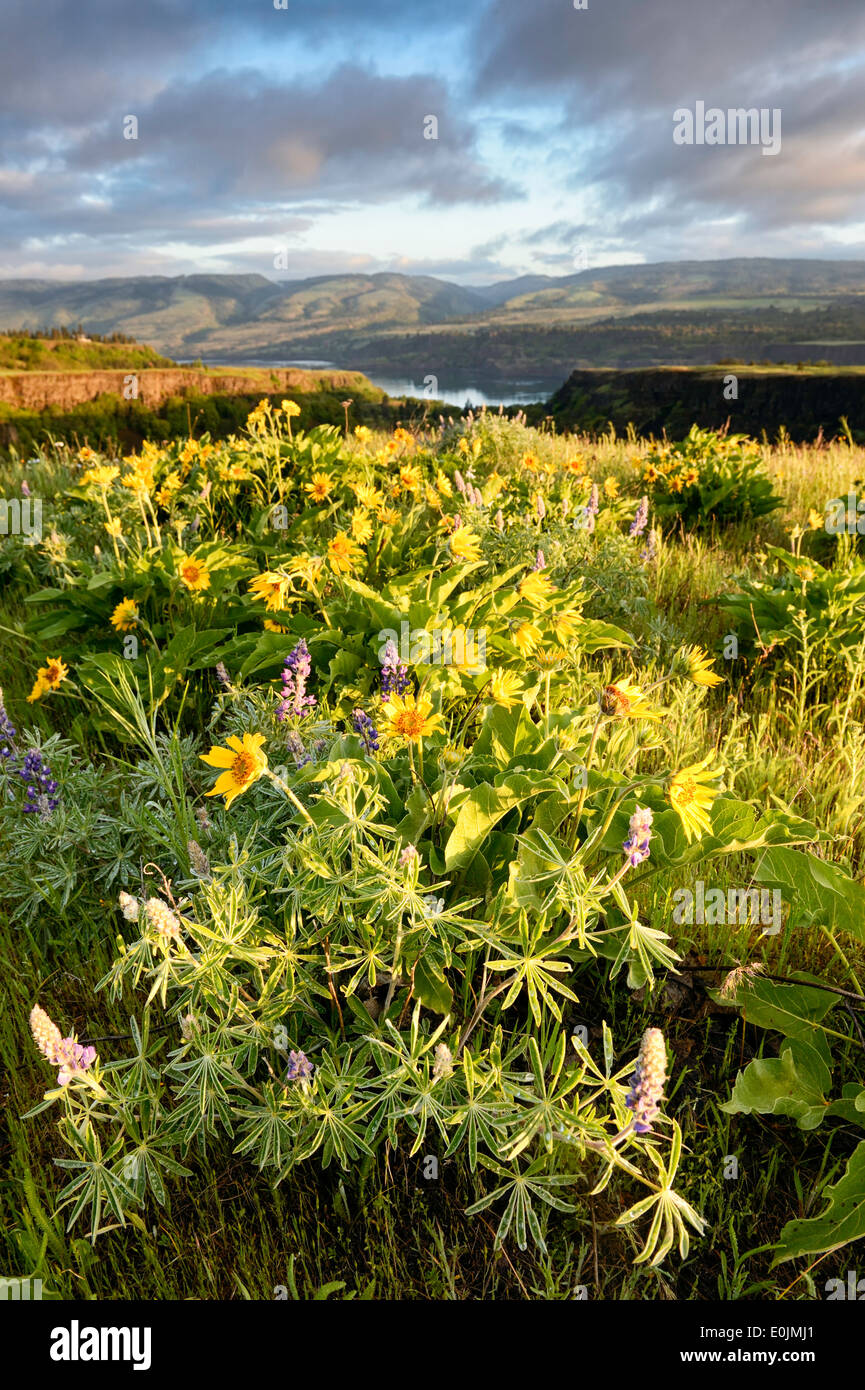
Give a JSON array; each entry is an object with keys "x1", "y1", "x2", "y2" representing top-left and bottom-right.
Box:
[{"x1": 3, "y1": 0, "x2": 865, "y2": 285}]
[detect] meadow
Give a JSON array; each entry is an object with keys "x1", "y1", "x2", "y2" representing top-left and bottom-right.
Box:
[{"x1": 1, "y1": 403, "x2": 864, "y2": 1301}]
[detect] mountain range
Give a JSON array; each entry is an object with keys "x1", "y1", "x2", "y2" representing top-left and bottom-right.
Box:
[{"x1": 4, "y1": 259, "x2": 865, "y2": 372}]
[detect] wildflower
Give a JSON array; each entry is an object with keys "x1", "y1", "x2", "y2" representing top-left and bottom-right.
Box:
[
  {"x1": 436, "y1": 470, "x2": 453, "y2": 498},
  {"x1": 0, "y1": 687, "x2": 17, "y2": 759},
  {"x1": 681, "y1": 468, "x2": 699, "y2": 487},
  {"x1": 29, "y1": 1004, "x2": 96, "y2": 1086},
  {"x1": 600, "y1": 679, "x2": 661, "y2": 722},
  {"x1": 118, "y1": 891, "x2": 140, "y2": 922},
  {"x1": 277, "y1": 639, "x2": 316, "y2": 721},
  {"x1": 179, "y1": 556, "x2": 211, "y2": 591},
  {"x1": 532, "y1": 549, "x2": 546, "y2": 572},
  {"x1": 18, "y1": 748, "x2": 60, "y2": 816},
  {"x1": 80, "y1": 465, "x2": 119, "y2": 488},
  {"x1": 215, "y1": 662, "x2": 231, "y2": 688},
  {"x1": 640, "y1": 530, "x2": 658, "y2": 564},
  {"x1": 522, "y1": 452, "x2": 540, "y2": 472},
  {"x1": 352, "y1": 708, "x2": 380, "y2": 754},
  {"x1": 535, "y1": 648, "x2": 562, "y2": 674},
  {"x1": 643, "y1": 464, "x2": 661, "y2": 484},
  {"x1": 603, "y1": 476, "x2": 620, "y2": 499},
  {"x1": 666, "y1": 753, "x2": 723, "y2": 843},
  {"x1": 304, "y1": 473, "x2": 334, "y2": 504},
  {"x1": 201, "y1": 732, "x2": 269, "y2": 808},
  {"x1": 380, "y1": 691, "x2": 442, "y2": 742},
  {"x1": 280, "y1": 400, "x2": 301, "y2": 418},
  {"x1": 354, "y1": 425, "x2": 372, "y2": 442},
  {"x1": 488, "y1": 668, "x2": 522, "y2": 709},
  {"x1": 285, "y1": 1049, "x2": 314, "y2": 1081},
  {"x1": 248, "y1": 569, "x2": 293, "y2": 614},
  {"x1": 682, "y1": 644, "x2": 724, "y2": 688},
  {"x1": 807, "y1": 508, "x2": 824, "y2": 530},
  {"x1": 194, "y1": 804, "x2": 212, "y2": 835},
  {"x1": 351, "y1": 508, "x2": 373, "y2": 544},
  {"x1": 625, "y1": 1028, "x2": 667, "y2": 1134},
  {"x1": 354, "y1": 482, "x2": 383, "y2": 509},
  {"x1": 549, "y1": 608, "x2": 582, "y2": 646},
  {"x1": 105, "y1": 517, "x2": 124, "y2": 539},
  {"x1": 188, "y1": 839, "x2": 211, "y2": 878},
  {"x1": 518, "y1": 571, "x2": 555, "y2": 606},
  {"x1": 629, "y1": 496, "x2": 649, "y2": 537},
  {"x1": 623, "y1": 806, "x2": 653, "y2": 867},
  {"x1": 380, "y1": 639, "x2": 411, "y2": 700},
  {"x1": 536, "y1": 494, "x2": 546, "y2": 520},
  {"x1": 399, "y1": 844, "x2": 419, "y2": 867},
  {"x1": 110, "y1": 597, "x2": 139, "y2": 632},
  {"x1": 376, "y1": 505, "x2": 399, "y2": 526},
  {"x1": 263, "y1": 619, "x2": 288, "y2": 633},
  {"x1": 399, "y1": 463, "x2": 422, "y2": 493},
  {"x1": 581, "y1": 484, "x2": 599, "y2": 533},
  {"x1": 565, "y1": 457, "x2": 585, "y2": 475},
  {"x1": 432, "y1": 1043, "x2": 454, "y2": 1081},
  {"x1": 21, "y1": 479, "x2": 31, "y2": 497},
  {"x1": 144, "y1": 896, "x2": 181, "y2": 945},
  {"x1": 494, "y1": 508, "x2": 504, "y2": 531},
  {"x1": 449, "y1": 527, "x2": 481, "y2": 563},
  {"x1": 327, "y1": 531, "x2": 362, "y2": 575},
  {"x1": 513, "y1": 620, "x2": 542, "y2": 657}
]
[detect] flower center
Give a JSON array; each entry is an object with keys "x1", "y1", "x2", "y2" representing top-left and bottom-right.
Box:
[
  {"x1": 672, "y1": 776, "x2": 696, "y2": 807},
  {"x1": 231, "y1": 751, "x2": 256, "y2": 785},
  {"x1": 395, "y1": 711, "x2": 425, "y2": 738}
]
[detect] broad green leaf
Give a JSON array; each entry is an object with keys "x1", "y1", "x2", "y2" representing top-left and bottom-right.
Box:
[{"x1": 773, "y1": 1140, "x2": 865, "y2": 1262}]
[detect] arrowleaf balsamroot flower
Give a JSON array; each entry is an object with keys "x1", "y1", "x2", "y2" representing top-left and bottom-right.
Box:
[
  {"x1": 625, "y1": 1027, "x2": 667, "y2": 1134},
  {"x1": 682, "y1": 644, "x2": 724, "y2": 688},
  {"x1": 666, "y1": 753, "x2": 723, "y2": 842},
  {"x1": 380, "y1": 691, "x2": 442, "y2": 743},
  {"x1": 110, "y1": 597, "x2": 139, "y2": 632},
  {"x1": 304, "y1": 473, "x2": 334, "y2": 503},
  {"x1": 600, "y1": 678, "x2": 661, "y2": 722},
  {"x1": 327, "y1": 531, "x2": 362, "y2": 575},
  {"x1": 517, "y1": 571, "x2": 555, "y2": 606},
  {"x1": 488, "y1": 668, "x2": 523, "y2": 709},
  {"x1": 248, "y1": 571, "x2": 292, "y2": 612},
  {"x1": 201, "y1": 732, "x2": 268, "y2": 808},
  {"x1": 449, "y1": 528, "x2": 482, "y2": 563},
  {"x1": 179, "y1": 556, "x2": 211, "y2": 592}
]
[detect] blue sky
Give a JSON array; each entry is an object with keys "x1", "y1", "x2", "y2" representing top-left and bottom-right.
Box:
[{"x1": 3, "y1": 0, "x2": 865, "y2": 283}]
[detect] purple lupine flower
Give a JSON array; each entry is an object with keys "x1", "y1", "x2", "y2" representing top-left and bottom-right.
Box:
[
  {"x1": 285, "y1": 1049, "x2": 314, "y2": 1081},
  {"x1": 581, "y1": 484, "x2": 599, "y2": 534},
  {"x1": 21, "y1": 480, "x2": 31, "y2": 498},
  {"x1": 286, "y1": 730, "x2": 312, "y2": 768},
  {"x1": 536, "y1": 494, "x2": 546, "y2": 521},
  {"x1": 276, "y1": 639, "x2": 317, "y2": 721},
  {"x1": 625, "y1": 1028, "x2": 667, "y2": 1134},
  {"x1": 453, "y1": 469, "x2": 467, "y2": 495},
  {"x1": 380, "y1": 639, "x2": 411, "y2": 701},
  {"x1": 622, "y1": 805, "x2": 653, "y2": 867},
  {"x1": 18, "y1": 748, "x2": 59, "y2": 817},
  {"x1": 352, "y1": 708, "x2": 380, "y2": 754},
  {"x1": 629, "y1": 495, "x2": 649, "y2": 538},
  {"x1": 29, "y1": 1005, "x2": 96, "y2": 1086},
  {"x1": 0, "y1": 687, "x2": 16, "y2": 761},
  {"x1": 494, "y1": 509, "x2": 504, "y2": 531},
  {"x1": 640, "y1": 530, "x2": 658, "y2": 564},
  {"x1": 532, "y1": 549, "x2": 546, "y2": 572},
  {"x1": 215, "y1": 662, "x2": 231, "y2": 688}
]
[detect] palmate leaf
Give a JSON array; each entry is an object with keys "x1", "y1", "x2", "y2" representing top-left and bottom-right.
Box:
[{"x1": 772, "y1": 1140, "x2": 865, "y2": 1263}]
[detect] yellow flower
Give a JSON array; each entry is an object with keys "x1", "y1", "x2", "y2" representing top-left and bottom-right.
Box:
[
  {"x1": 289, "y1": 554, "x2": 325, "y2": 588},
  {"x1": 522, "y1": 452, "x2": 540, "y2": 472},
  {"x1": 681, "y1": 468, "x2": 699, "y2": 487},
  {"x1": 517, "y1": 572, "x2": 555, "y2": 607},
  {"x1": 376, "y1": 506, "x2": 399, "y2": 527},
  {"x1": 398, "y1": 463, "x2": 422, "y2": 493},
  {"x1": 304, "y1": 473, "x2": 334, "y2": 503},
  {"x1": 643, "y1": 464, "x2": 661, "y2": 483},
  {"x1": 549, "y1": 608, "x2": 582, "y2": 646},
  {"x1": 121, "y1": 461, "x2": 154, "y2": 493},
  {"x1": 111, "y1": 597, "x2": 139, "y2": 632},
  {"x1": 683, "y1": 645, "x2": 724, "y2": 688},
  {"x1": 77, "y1": 446, "x2": 97, "y2": 463},
  {"x1": 248, "y1": 571, "x2": 291, "y2": 612},
  {"x1": 807, "y1": 508, "x2": 824, "y2": 530},
  {"x1": 327, "y1": 531, "x2": 362, "y2": 574},
  {"x1": 155, "y1": 471, "x2": 181, "y2": 506},
  {"x1": 603, "y1": 476, "x2": 620, "y2": 498},
  {"x1": 354, "y1": 482, "x2": 383, "y2": 509},
  {"x1": 354, "y1": 425, "x2": 372, "y2": 442},
  {"x1": 457, "y1": 438, "x2": 470, "y2": 456},
  {"x1": 201, "y1": 732, "x2": 268, "y2": 808},
  {"x1": 488, "y1": 668, "x2": 522, "y2": 709},
  {"x1": 513, "y1": 620, "x2": 542, "y2": 657},
  {"x1": 105, "y1": 517, "x2": 124, "y2": 539},
  {"x1": 80, "y1": 465, "x2": 119, "y2": 488},
  {"x1": 263, "y1": 619, "x2": 288, "y2": 633},
  {"x1": 280, "y1": 400, "x2": 302, "y2": 418},
  {"x1": 436, "y1": 470, "x2": 453, "y2": 498},
  {"x1": 351, "y1": 508, "x2": 373, "y2": 544},
  {"x1": 449, "y1": 528, "x2": 482, "y2": 563},
  {"x1": 424, "y1": 486, "x2": 442, "y2": 510},
  {"x1": 666, "y1": 754, "x2": 723, "y2": 843},
  {"x1": 600, "y1": 678, "x2": 661, "y2": 721},
  {"x1": 393, "y1": 427, "x2": 414, "y2": 446},
  {"x1": 179, "y1": 557, "x2": 211, "y2": 592},
  {"x1": 535, "y1": 648, "x2": 562, "y2": 674},
  {"x1": 27, "y1": 656, "x2": 69, "y2": 701},
  {"x1": 565, "y1": 457, "x2": 585, "y2": 475},
  {"x1": 380, "y1": 691, "x2": 442, "y2": 743}
]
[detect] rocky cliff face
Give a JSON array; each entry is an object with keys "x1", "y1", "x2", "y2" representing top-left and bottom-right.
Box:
[{"x1": 0, "y1": 366, "x2": 372, "y2": 412}]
